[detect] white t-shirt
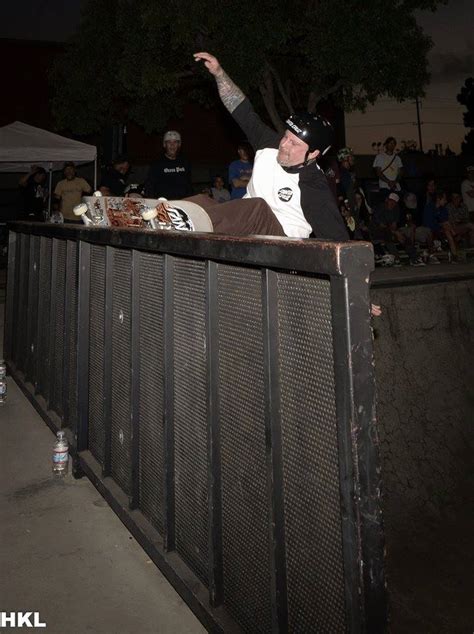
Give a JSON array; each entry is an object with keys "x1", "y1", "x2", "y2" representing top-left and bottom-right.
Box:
[
  {"x1": 373, "y1": 152, "x2": 403, "y2": 190},
  {"x1": 244, "y1": 148, "x2": 312, "y2": 237},
  {"x1": 461, "y1": 178, "x2": 474, "y2": 212}
]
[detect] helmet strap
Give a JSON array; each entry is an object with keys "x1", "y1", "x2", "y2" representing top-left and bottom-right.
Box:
[{"x1": 282, "y1": 151, "x2": 317, "y2": 173}]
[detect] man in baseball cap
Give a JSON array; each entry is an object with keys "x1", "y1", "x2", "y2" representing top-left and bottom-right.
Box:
[
  {"x1": 461, "y1": 164, "x2": 474, "y2": 214},
  {"x1": 163, "y1": 130, "x2": 181, "y2": 144},
  {"x1": 144, "y1": 130, "x2": 193, "y2": 200}
]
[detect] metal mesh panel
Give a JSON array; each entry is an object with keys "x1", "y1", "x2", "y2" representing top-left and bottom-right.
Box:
[
  {"x1": 36, "y1": 238, "x2": 52, "y2": 400},
  {"x1": 65, "y1": 241, "x2": 79, "y2": 432},
  {"x1": 277, "y1": 273, "x2": 346, "y2": 633},
  {"x1": 25, "y1": 236, "x2": 40, "y2": 385},
  {"x1": 138, "y1": 252, "x2": 165, "y2": 534},
  {"x1": 88, "y1": 245, "x2": 106, "y2": 465},
  {"x1": 217, "y1": 265, "x2": 273, "y2": 633},
  {"x1": 7, "y1": 232, "x2": 20, "y2": 367},
  {"x1": 14, "y1": 233, "x2": 30, "y2": 372},
  {"x1": 4, "y1": 232, "x2": 18, "y2": 364},
  {"x1": 173, "y1": 258, "x2": 209, "y2": 585},
  {"x1": 110, "y1": 249, "x2": 132, "y2": 495},
  {"x1": 49, "y1": 239, "x2": 67, "y2": 417}
]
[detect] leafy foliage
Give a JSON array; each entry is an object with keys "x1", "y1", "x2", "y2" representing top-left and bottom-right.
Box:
[
  {"x1": 50, "y1": 0, "x2": 445, "y2": 134},
  {"x1": 457, "y1": 77, "x2": 474, "y2": 155}
]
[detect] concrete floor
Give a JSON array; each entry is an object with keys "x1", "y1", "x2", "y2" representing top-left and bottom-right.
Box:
[{"x1": 0, "y1": 305, "x2": 206, "y2": 634}]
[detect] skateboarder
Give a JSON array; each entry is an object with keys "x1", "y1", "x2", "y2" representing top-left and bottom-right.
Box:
[{"x1": 192, "y1": 51, "x2": 348, "y2": 241}]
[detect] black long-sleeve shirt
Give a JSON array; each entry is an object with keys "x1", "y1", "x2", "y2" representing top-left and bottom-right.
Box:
[{"x1": 232, "y1": 99, "x2": 348, "y2": 240}]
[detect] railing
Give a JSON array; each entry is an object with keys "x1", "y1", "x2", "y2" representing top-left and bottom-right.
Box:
[{"x1": 4, "y1": 222, "x2": 386, "y2": 633}]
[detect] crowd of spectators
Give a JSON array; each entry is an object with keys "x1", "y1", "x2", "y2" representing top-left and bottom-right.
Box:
[
  {"x1": 16, "y1": 131, "x2": 474, "y2": 266},
  {"x1": 328, "y1": 139, "x2": 474, "y2": 266}
]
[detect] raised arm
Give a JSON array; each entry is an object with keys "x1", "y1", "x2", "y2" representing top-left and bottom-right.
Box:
[
  {"x1": 193, "y1": 52, "x2": 245, "y2": 114},
  {"x1": 194, "y1": 52, "x2": 280, "y2": 151}
]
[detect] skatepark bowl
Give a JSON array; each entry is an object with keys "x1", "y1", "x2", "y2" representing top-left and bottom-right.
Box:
[{"x1": 3, "y1": 221, "x2": 473, "y2": 633}]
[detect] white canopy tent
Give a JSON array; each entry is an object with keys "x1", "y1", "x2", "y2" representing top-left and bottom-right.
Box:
[{"x1": 0, "y1": 121, "x2": 97, "y2": 216}]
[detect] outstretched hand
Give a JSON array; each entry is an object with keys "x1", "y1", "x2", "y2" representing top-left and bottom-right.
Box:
[{"x1": 193, "y1": 52, "x2": 223, "y2": 77}]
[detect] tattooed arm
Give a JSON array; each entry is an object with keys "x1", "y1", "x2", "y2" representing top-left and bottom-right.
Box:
[
  {"x1": 194, "y1": 52, "x2": 280, "y2": 151},
  {"x1": 193, "y1": 51, "x2": 245, "y2": 113}
]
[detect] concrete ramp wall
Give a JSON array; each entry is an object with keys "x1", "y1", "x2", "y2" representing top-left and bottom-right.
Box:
[{"x1": 371, "y1": 273, "x2": 473, "y2": 632}]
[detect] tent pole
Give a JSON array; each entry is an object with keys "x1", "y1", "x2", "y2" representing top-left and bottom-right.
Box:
[{"x1": 47, "y1": 163, "x2": 53, "y2": 221}]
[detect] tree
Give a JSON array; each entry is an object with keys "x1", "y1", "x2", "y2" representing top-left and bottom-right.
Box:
[
  {"x1": 457, "y1": 77, "x2": 474, "y2": 155},
  {"x1": 50, "y1": 0, "x2": 446, "y2": 135}
]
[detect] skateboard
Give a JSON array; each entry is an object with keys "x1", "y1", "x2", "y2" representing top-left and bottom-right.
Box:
[{"x1": 73, "y1": 196, "x2": 214, "y2": 232}]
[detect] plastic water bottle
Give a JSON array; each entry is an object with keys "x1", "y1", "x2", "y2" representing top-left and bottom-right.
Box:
[
  {"x1": 0, "y1": 377, "x2": 6, "y2": 404},
  {"x1": 0, "y1": 360, "x2": 6, "y2": 404},
  {"x1": 52, "y1": 431, "x2": 69, "y2": 477}
]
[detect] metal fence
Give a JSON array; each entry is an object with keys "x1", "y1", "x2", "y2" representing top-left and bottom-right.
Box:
[{"x1": 4, "y1": 222, "x2": 386, "y2": 633}]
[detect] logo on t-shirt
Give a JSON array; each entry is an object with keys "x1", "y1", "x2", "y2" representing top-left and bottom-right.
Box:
[{"x1": 277, "y1": 187, "x2": 293, "y2": 202}]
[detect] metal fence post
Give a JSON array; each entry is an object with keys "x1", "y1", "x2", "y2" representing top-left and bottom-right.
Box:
[
  {"x1": 76, "y1": 240, "x2": 91, "y2": 454},
  {"x1": 163, "y1": 254, "x2": 176, "y2": 552},
  {"x1": 330, "y1": 270, "x2": 386, "y2": 633},
  {"x1": 206, "y1": 260, "x2": 223, "y2": 607},
  {"x1": 130, "y1": 249, "x2": 141, "y2": 509},
  {"x1": 102, "y1": 246, "x2": 114, "y2": 477},
  {"x1": 262, "y1": 268, "x2": 288, "y2": 633}
]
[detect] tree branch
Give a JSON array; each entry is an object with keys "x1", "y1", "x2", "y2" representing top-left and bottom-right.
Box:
[
  {"x1": 259, "y1": 67, "x2": 285, "y2": 133},
  {"x1": 266, "y1": 61, "x2": 294, "y2": 114},
  {"x1": 307, "y1": 79, "x2": 345, "y2": 112}
]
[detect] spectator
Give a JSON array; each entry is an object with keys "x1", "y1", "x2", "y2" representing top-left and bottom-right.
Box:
[
  {"x1": 448, "y1": 192, "x2": 469, "y2": 224},
  {"x1": 339, "y1": 199, "x2": 356, "y2": 239},
  {"x1": 320, "y1": 153, "x2": 340, "y2": 202},
  {"x1": 18, "y1": 165, "x2": 41, "y2": 188},
  {"x1": 210, "y1": 175, "x2": 230, "y2": 203},
  {"x1": 54, "y1": 162, "x2": 92, "y2": 222},
  {"x1": 446, "y1": 192, "x2": 474, "y2": 246},
  {"x1": 372, "y1": 192, "x2": 403, "y2": 262},
  {"x1": 337, "y1": 147, "x2": 356, "y2": 206},
  {"x1": 228, "y1": 142, "x2": 254, "y2": 199},
  {"x1": 99, "y1": 156, "x2": 130, "y2": 196},
  {"x1": 423, "y1": 190, "x2": 468, "y2": 261},
  {"x1": 19, "y1": 167, "x2": 48, "y2": 221},
  {"x1": 398, "y1": 212, "x2": 440, "y2": 265},
  {"x1": 461, "y1": 165, "x2": 474, "y2": 218},
  {"x1": 144, "y1": 131, "x2": 193, "y2": 200},
  {"x1": 353, "y1": 190, "x2": 372, "y2": 240},
  {"x1": 417, "y1": 178, "x2": 436, "y2": 220},
  {"x1": 373, "y1": 136, "x2": 403, "y2": 200},
  {"x1": 124, "y1": 183, "x2": 144, "y2": 198},
  {"x1": 401, "y1": 191, "x2": 419, "y2": 226},
  {"x1": 372, "y1": 192, "x2": 424, "y2": 266}
]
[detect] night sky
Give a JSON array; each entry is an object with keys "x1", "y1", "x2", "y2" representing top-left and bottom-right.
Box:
[{"x1": 1, "y1": 0, "x2": 473, "y2": 152}]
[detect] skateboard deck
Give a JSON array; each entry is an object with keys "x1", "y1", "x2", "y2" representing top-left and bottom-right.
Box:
[{"x1": 77, "y1": 196, "x2": 214, "y2": 232}]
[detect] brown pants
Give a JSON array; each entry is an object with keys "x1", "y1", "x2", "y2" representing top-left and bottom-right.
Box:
[{"x1": 185, "y1": 194, "x2": 286, "y2": 237}]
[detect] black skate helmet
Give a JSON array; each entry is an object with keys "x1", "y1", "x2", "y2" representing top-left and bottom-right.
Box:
[{"x1": 285, "y1": 113, "x2": 334, "y2": 156}]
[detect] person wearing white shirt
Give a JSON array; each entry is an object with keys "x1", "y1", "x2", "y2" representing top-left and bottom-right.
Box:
[
  {"x1": 461, "y1": 165, "x2": 474, "y2": 215},
  {"x1": 373, "y1": 136, "x2": 403, "y2": 199}
]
